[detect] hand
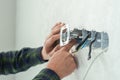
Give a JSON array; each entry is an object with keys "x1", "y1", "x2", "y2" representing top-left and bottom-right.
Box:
[
  {"x1": 42, "y1": 22, "x2": 65, "y2": 60},
  {"x1": 47, "y1": 40, "x2": 77, "y2": 79}
]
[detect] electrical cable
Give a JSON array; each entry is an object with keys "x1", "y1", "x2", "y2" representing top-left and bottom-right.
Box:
[
  {"x1": 76, "y1": 32, "x2": 91, "y2": 51},
  {"x1": 88, "y1": 32, "x2": 98, "y2": 60},
  {"x1": 83, "y1": 48, "x2": 108, "y2": 80}
]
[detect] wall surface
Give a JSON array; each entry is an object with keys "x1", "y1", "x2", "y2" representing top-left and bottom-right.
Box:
[
  {"x1": 0, "y1": 0, "x2": 16, "y2": 80},
  {"x1": 0, "y1": 0, "x2": 16, "y2": 51},
  {"x1": 15, "y1": 0, "x2": 120, "y2": 80}
]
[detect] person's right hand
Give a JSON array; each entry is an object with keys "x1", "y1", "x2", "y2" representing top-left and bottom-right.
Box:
[{"x1": 47, "y1": 40, "x2": 77, "y2": 79}]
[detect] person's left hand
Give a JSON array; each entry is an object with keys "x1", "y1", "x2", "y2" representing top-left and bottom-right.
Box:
[{"x1": 41, "y1": 22, "x2": 65, "y2": 60}]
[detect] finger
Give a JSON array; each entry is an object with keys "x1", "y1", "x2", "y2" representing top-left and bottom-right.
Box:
[
  {"x1": 61, "y1": 39, "x2": 76, "y2": 52},
  {"x1": 46, "y1": 34, "x2": 60, "y2": 48},
  {"x1": 67, "y1": 53, "x2": 77, "y2": 68},
  {"x1": 47, "y1": 23, "x2": 65, "y2": 39},
  {"x1": 52, "y1": 22, "x2": 62, "y2": 30},
  {"x1": 49, "y1": 44, "x2": 61, "y2": 56},
  {"x1": 71, "y1": 55, "x2": 78, "y2": 68},
  {"x1": 53, "y1": 44, "x2": 61, "y2": 52},
  {"x1": 51, "y1": 23, "x2": 65, "y2": 35}
]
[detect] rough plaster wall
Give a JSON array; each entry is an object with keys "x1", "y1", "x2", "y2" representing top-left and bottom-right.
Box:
[{"x1": 16, "y1": 0, "x2": 120, "y2": 80}]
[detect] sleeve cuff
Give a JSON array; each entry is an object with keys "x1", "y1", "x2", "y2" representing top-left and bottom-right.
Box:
[
  {"x1": 35, "y1": 47, "x2": 48, "y2": 63},
  {"x1": 33, "y1": 68, "x2": 60, "y2": 80}
]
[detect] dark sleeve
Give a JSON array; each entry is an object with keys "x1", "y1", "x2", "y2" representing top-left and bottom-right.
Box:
[
  {"x1": 0, "y1": 47, "x2": 48, "y2": 75},
  {"x1": 32, "y1": 68, "x2": 60, "y2": 80}
]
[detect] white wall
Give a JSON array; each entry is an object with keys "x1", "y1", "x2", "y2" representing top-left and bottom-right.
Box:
[
  {"x1": 0, "y1": 0, "x2": 16, "y2": 51},
  {"x1": 0, "y1": 0, "x2": 16, "y2": 80},
  {"x1": 15, "y1": 0, "x2": 120, "y2": 80},
  {"x1": 15, "y1": 0, "x2": 49, "y2": 80}
]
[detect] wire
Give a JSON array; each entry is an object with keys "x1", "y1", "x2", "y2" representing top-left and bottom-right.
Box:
[
  {"x1": 88, "y1": 32, "x2": 98, "y2": 60},
  {"x1": 81, "y1": 40, "x2": 88, "y2": 49},
  {"x1": 76, "y1": 32, "x2": 91, "y2": 51},
  {"x1": 83, "y1": 48, "x2": 108, "y2": 80}
]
